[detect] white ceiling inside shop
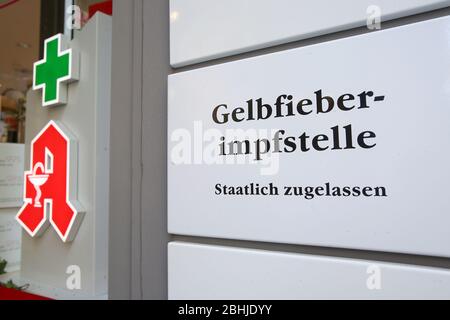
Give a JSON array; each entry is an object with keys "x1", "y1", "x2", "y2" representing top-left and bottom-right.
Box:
[{"x1": 0, "y1": 0, "x2": 40, "y2": 95}]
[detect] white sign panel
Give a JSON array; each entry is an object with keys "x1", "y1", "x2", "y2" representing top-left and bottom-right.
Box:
[
  {"x1": 0, "y1": 144, "x2": 24, "y2": 208},
  {"x1": 168, "y1": 17, "x2": 450, "y2": 257},
  {"x1": 20, "y1": 14, "x2": 111, "y2": 299},
  {"x1": 169, "y1": 242, "x2": 450, "y2": 300},
  {"x1": 170, "y1": 0, "x2": 450, "y2": 67}
]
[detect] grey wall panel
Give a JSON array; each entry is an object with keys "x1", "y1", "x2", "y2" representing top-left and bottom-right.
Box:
[
  {"x1": 109, "y1": 0, "x2": 136, "y2": 300},
  {"x1": 109, "y1": 0, "x2": 170, "y2": 300},
  {"x1": 141, "y1": 0, "x2": 171, "y2": 300}
]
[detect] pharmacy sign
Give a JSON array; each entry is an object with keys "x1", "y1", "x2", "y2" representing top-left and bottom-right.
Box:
[
  {"x1": 16, "y1": 121, "x2": 85, "y2": 242},
  {"x1": 20, "y1": 34, "x2": 85, "y2": 242},
  {"x1": 33, "y1": 34, "x2": 79, "y2": 107}
]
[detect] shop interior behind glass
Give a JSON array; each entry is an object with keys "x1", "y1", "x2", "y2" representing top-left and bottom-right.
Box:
[{"x1": 0, "y1": 0, "x2": 110, "y2": 286}]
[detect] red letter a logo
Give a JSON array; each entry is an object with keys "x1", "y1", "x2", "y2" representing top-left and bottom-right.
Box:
[{"x1": 16, "y1": 121, "x2": 85, "y2": 242}]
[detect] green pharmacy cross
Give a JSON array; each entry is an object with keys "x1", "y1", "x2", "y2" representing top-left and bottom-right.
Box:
[{"x1": 33, "y1": 34, "x2": 79, "y2": 107}]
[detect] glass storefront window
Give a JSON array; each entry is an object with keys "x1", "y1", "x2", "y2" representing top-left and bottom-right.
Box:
[
  {"x1": 0, "y1": 0, "x2": 112, "y2": 298},
  {"x1": 0, "y1": 0, "x2": 41, "y2": 143}
]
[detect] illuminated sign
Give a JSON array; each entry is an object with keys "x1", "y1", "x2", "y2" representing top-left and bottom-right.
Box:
[
  {"x1": 16, "y1": 121, "x2": 85, "y2": 242},
  {"x1": 33, "y1": 34, "x2": 79, "y2": 107}
]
